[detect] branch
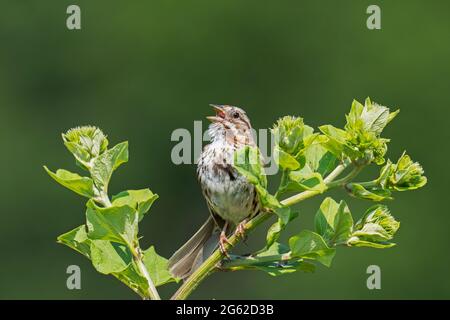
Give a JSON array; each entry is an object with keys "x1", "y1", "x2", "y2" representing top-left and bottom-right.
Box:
[
  {"x1": 131, "y1": 247, "x2": 161, "y2": 300},
  {"x1": 100, "y1": 195, "x2": 161, "y2": 300},
  {"x1": 171, "y1": 162, "x2": 353, "y2": 300},
  {"x1": 326, "y1": 164, "x2": 364, "y2": 189}
]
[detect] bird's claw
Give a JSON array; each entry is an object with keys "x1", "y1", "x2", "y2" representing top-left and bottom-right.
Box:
[
  {"x1": 219, "y1": 232, "x2": 231, "y2": 259},
  {"x1": 234, "y1": 220, "x2": 248, "y2": 240}
]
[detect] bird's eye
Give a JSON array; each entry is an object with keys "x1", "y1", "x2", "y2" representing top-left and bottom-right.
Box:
[{"x1": 232, "y1": 112, "x2": 240, "y2": 119}]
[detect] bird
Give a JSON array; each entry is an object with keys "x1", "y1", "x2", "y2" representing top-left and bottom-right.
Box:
[{"x1": 168, "y1": 105, "x2": 261, "y2": 279}]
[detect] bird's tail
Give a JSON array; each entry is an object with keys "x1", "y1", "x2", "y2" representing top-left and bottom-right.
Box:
[{"x1": 168, "y1": 216, "x2": 219, "y2": 279}]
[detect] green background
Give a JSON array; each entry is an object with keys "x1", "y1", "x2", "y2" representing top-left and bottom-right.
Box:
[{"x1": 0, "y1": 0, "x2": 448, "y2": 299}]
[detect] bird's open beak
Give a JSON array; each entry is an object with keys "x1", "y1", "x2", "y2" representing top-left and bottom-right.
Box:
[{"x1": 207, "y1": 104, "x2": 226, "y2": 122}]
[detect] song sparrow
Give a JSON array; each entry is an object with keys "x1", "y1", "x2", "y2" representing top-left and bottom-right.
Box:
[{"x1": 168, "y1": 105, "x2": 261, "y2": 279}]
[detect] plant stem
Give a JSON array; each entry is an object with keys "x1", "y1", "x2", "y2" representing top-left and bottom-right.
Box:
[
  {"x1": 326, "y1": 165, "x2": 363, "y2": 189},
  {"x1": 171, "y1": 162, "x2": 350, "y2": 300},
  {"x1": 274, "y1": 169, "x2": 288, "y2": 199},
  {"x1": 280, "y1": 162, "x2": 347, "y2": 206},
  {"x1": 131, "y1": 247, "x2": 161, "y2": 300},
  {"x1": 101, "y1": 193, "x2": 160, "y2": 300},
  {"x1": 350, "y1": 180, "x2": 377, "y2": 188},
  {"x1": 100, "y1": 192, "x2": 112, "y2": 207}
]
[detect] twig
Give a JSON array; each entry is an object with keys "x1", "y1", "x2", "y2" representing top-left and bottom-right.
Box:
[
  {"x1": 100, "y1": 195, "x2": 161, "y2": 300},
  {"x1": 131, "y1": 247, "x2": 161, "y2": 300}
]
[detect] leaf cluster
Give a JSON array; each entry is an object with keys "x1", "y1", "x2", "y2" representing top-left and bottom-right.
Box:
[
  {"x1": 229, "y1": 98, "x2": 426, "y2": 277},
  {"x1": 45, "y1": 127, "x2": 176, "y2": 299}
]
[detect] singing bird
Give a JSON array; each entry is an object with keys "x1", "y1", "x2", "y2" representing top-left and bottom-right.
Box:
[{"x1": 168, "y1": 105, "x2": 261, "y2": 279}]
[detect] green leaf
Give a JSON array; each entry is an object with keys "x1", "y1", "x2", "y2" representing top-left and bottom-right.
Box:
[
  {"x1": 254, "y1": 260, "x2": 316, "y2": 276},
  {"x1": 332, "y1": 203, "x2": 353, "y2": 243},
  {"x1": 347, "y1": 183, "x2": 392, "y2": 201},
  {"x1": 346, "y1": 98, "x2": 398, "y2": 135},
  {"x1": 360, "y1": 99, "x2": 390, "y2": 135},
  {"x1": 62, "y1": 126, "x2": 109, "y2": 165},
  {"x1": 91, "y1": 141, "x2": 129, "y2": 191},
  {"x1": 272, "y1": 116, "x2": 307, "y2": 155},
  {"x1": 233, "y1": 146, "x2": 284, "y2": 213},
  {"x1": 265, "y1": 220, "x2": 283, "y2": 250},
  {"x1": 345, "y1": 98, "x2": 400, "y2": 164},
  {"x1": 233, "y1": 146, "x2": 267, "y2": 188},
  {"x1": 265, "y1": 208, "x2": 299, "y2": 249},
  {"x1": 233, "y1": 146, "x2": 296, "y2": 214},
  {"x1": 112, "y1": 189, "x2": 159, "y2": 221},
  {"x1": 303, "y1": 144, "x2": 337, "y2": 176},
  {"x1": 387, "y1": 109, "x2": 400, "y2": 125},
  {"x1": 44, "y1": 167, "x2": 94, "y2": 198},
  {"x1": 320, "y1": 98, "x2": 400, "y2": 165},
  {"x1": 91, "y1": 244, "x2": 176, "y2": 295},
  {"x1": 234, "y1": 243, "x2": 316, "y2": 276},
  {"x1": 257, "y1": 242, "x2": 290, "y2": 257},
  {"x1": 318, "y1": 125, "x2": 358, "y2": 160},
  {"x1": 376, "y1": 160, "x2": 393, "y2": 188},
  {"x1": 288, "y1": 165, "x2": 327, "y2": 193},
  {"x1": 315, "y1": 197, "x2": 339, "y2": 239},
  {"x1": 319, "y1": 125, "x2": 348, "y2": 144},
  {"x1": 113, "y1": 263, "x2": 150, "y2": 297},
  {"x1": 273, "y1": 146, "x2": 300, "y2": 170},
  {"x1": 345, "y1": 99, "x2": 364, "y2": 128},
  {"x1": 273, "y1": 206, "x2": 293, "y2": 225},
  {"x1": 289, "y1": 230, "x2": 336, "y2": 267},
  {"x1": 143, "y1": 246, "x2": 178, "y2": 286},
  {"x1": 355, "y1": 205, "x2": 399, "y2": 238},
  {"x1": 347, "y1": 152, "x2": 427, "y2": 201},
  {"x1": 252, "y1": 185, "x2": 277, "y2": 209},
  {"x1": 90, "y1": 240, "x2": 132, "y2": 274},
  {"x1": 348, "y1": 205, "x2": 400, "y2": 248},
  {"x1": 314, "y1": 197, "x2": 353, "y2": 245},
  {"x1": 85, "y1": 200, "x2": 138, "y2": 247},
  {"x1": 346, "y1": 237, "x2": 395, "y2": 248},
  {"x1": 352, "y1": 223, "x2": 394, "y2": 242},
  {"x1": 387, "y1": 152, "x2": 427, "y2": 191},
  {"x1": 57, "y1": 225, "x2": 92, "y2": 258},
  {"x1": 64, "y1": 142, "x2": 92, "y2": 167}
]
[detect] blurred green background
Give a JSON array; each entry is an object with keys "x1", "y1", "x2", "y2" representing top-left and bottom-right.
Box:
[{"x1": 0, "y1": 0, "x2": 448, "y2": 299}]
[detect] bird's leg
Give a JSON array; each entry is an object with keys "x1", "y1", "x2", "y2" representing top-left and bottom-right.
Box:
[
  {"x1": 219, "y1": 222, "x2": 231, "y2": 258},
  {"x1": 234, "y1": 219, "x2": 248, "y2": 239}
]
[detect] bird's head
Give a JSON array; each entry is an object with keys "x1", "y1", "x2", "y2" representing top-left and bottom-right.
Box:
[{"x1": 206, "y1": 104, "x2": 254, "y2": 145}]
